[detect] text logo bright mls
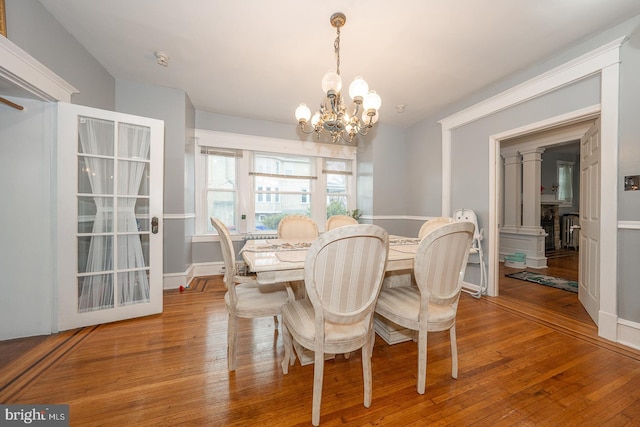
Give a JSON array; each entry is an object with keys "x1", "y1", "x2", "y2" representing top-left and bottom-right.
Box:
[{"x1": 1, "y1": 405, "x2": 69, "y2": 426}]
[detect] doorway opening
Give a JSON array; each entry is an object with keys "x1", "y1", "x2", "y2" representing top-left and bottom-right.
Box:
[{"x1": 491, "y1": 112, "x2": 600, "y2": 324}]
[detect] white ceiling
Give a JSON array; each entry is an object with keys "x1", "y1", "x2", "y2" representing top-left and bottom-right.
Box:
[{"x1": 37, "y1": 0, "x2": 640, "y2": 128}]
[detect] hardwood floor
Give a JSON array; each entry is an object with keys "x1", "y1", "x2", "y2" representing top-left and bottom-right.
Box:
[{"x1": 2, "y1": 255, "x2": 640, "y2": 426}]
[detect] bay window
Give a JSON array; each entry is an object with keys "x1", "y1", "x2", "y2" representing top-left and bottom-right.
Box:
[{"x1": 195, "y1": 131, "x2": 357, "y2": 235}]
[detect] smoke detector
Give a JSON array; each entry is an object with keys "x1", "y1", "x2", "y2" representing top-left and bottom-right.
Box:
[{"x1": 155, "y1": 51, "x2": 170, "y2": 67}]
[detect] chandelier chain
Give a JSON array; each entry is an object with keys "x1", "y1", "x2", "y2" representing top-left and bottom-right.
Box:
[{"x1": 334, "y1": 26, "x2": 341, "y2": 75}]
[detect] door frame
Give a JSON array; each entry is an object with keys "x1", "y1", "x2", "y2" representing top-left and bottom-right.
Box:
[
  {"x1": 490, "y1": 107, "x2": 598, "y2": 289},
  {"x1": 440, "y1": 37, "x2": 624, "y2": 342}
]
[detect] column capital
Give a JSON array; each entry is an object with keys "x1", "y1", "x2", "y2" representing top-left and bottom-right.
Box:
[{"x1": 520, "y1": 146, "x2": 546, "y2": 158}]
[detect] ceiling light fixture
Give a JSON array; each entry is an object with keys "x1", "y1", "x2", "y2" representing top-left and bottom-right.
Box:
[{"x1": 295, "y1": 12, "x2": 381, "y2": 144}]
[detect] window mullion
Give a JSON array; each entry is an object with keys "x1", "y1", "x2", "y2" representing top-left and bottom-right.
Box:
[{"x1": 238, "y1": 151, "x2": 251, "y2": 234}]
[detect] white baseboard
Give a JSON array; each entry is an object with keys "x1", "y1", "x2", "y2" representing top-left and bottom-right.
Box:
[
  {"x1": 163, "y1": 262, "x2": 225, "y2": 289},
  {"x1": 617, "y1": 319, "x2": 640, "y2": 350},
  {"x1": 598, "y1": 310, "x2": 618, "y2": 342}
]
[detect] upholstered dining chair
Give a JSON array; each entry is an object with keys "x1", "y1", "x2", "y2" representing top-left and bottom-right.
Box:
[
  {"x1": 280, "y1": 224, "x2": 389, "y2": 426},
  {"x1": 210, "y1": 217, "x2": 290, "y2": 371},
  {"x1": 418, "y1": 216, "x2": 456, "y2": 239},
  {"x1": 326, "y1": 214, "x2": 358, "y2": 230},
  {"x1": 277, "y1": 214, "x2": 319, "y2": 239},
  {"x1": 375, "y1": 221, "x2": 474, "y2": 394}
]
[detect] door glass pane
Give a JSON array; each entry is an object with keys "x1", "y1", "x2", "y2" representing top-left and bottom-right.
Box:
[
  {"x1": 120, "y1": 198, "x2": 151, "y2": 232},
  {"x1": 118, "y1": 271, "x2": 150, "y2": 306},
  {"x1": 78, "y1": 274, "x2": 114, "y2": 312},
  {"x1": 78, "y1": 196, "x2": 113, "y2": 233},
  {"x1": 78, "y1": 117, "x2": 114, "y2": 156},
  {"x1": 78, "y1": 156, "x2": 114, "y2": 194},
  {"x1": 118, "y1": 160, "x2": 150, "y2": 196},
  {"x1": 118, "y1": 123, "x2": 151, "y2": 160},
  {"x1": 77, "y1": 236, "x2": 113, "y2": 274}
]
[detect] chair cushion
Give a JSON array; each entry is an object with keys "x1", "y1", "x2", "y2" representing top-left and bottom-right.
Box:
[
  {"x1": 226, "y1": 282, "x2": 289, "y2": 316},
  {"x1": 375, "y1": 286, "x2": 457, "y2": 331},
  {"x1": 282, "y1": 299, "x2": 368, "y2": 346}
]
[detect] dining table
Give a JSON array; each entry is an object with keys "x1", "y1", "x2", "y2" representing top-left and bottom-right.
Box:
[
  {"x1": 241, "y1": 234, "x2": 422, "y2": 355},
  {"x1": 240, "y1": 235, "x2": 420, "y2": 284}
]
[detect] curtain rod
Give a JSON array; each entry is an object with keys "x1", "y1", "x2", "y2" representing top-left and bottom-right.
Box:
[{"x1": 0, "y1": 96, "x2": 24, "y2": 111}]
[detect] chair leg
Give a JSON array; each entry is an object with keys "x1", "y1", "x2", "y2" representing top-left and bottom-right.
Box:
[
  {"x1": 417, "y1": 328, "x2": 427, "y2": 394},
  {"x1": 450, "y1": 325, "x2": 458, "y2": 379},
  {"x1": 227, "y1": 313, "x2": 238, "y2": 371},
  {"x1": 311, "y1": 349, "x2": 325, "y2": 426},
  {"x1": 281, "y1": 321, "x2": 294, "y2": 374},
  {"x1": 273, "y1": 315, "x2": 279, "y2": 328},
  {"x1": 362, "y1": 344, "x2": 372, "y2": 408}
]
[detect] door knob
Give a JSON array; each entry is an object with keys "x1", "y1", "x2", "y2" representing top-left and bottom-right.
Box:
[{"x1": 151, "y1": 217, "x2": 159, "y2": 234}]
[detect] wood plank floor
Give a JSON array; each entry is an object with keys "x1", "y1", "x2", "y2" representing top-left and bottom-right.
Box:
[{"x1": 2, "y1": 253, "x2": 640, "y2": 426}]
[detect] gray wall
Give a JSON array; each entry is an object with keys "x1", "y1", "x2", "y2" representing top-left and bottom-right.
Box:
[
  {"x1": 116, "y1": 80, "x2": 196, "y2": 275},
  {"x1": 0, "y1": 99, "x2": 55, "y2": 339},
  {"x1": 6, "y1": 0, "x2": 115, "y2": 110},
  {"x1": 617, "y1": 24, "x2": 640, "y2": 321}
]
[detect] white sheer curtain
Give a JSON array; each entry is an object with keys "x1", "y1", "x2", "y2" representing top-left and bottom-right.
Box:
[
  {"x1": 77, "y1": 119, "x2": 151, "y2": 312},
  {"x1": 117, "y1": 123, "x2": 151, "y2": 306},
  {"x1": 78, "y1": 118, "x2": 115, "y2": 312}
]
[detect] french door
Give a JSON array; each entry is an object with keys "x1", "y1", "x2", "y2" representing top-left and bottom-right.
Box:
[{"x1": 57, "y1": 103, "x2": 164, "y2": 331}]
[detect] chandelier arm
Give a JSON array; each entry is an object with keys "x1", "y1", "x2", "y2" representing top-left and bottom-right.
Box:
[
  {"x1": 298, "y1": 123, "x2": 316, "y2": 135},
  {"x1": 357, "y1": 127, "x2": 370, "y2": 136}
]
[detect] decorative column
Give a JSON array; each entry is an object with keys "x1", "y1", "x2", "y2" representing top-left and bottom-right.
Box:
[
  {"x1": 520, "y1": 147, "x2": 545, "y2": 230},
  {"x1": 501, "y1": 149, "x2": 522, "y2": 230}
]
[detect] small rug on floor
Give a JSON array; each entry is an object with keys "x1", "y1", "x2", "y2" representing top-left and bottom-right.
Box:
[{"x1": 505, "y1": 271, "x2": 578, "y2": 293}]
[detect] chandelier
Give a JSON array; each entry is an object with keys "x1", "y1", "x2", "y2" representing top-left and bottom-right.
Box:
[{"x1": 295, "y1": 12, "x2": 381, "y2": 144}]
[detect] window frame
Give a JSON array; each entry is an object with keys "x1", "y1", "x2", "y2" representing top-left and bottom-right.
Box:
[
  {"x1": 556, "y1": 160, "x2": 574, "y2": 207},
  {"x1": 194, "y1": 130, "x2": 357, "y2": 235}
]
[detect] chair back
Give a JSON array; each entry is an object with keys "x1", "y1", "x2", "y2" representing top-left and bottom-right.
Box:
[
  {"x1": 304, "y1": 224, "x2": 388, "y2": 326},
  {"x1": 326, "y1": 214, "x2": 358, "y2": 230},
  {"x1": 418, "y1": 216, "x2": 456, "y2": 239},
  {"x1": 210, "y1": 217, "x2": 238, "y2": 304},
  {"x1": 277, "y1": 214, "x2": 319, "y2": 239},
  {"x1": 414, "y1": 221, "x2": 474, "y2": 307},
  {"x1": 453, "y1": 208, "x2": 482, "y2": 250}
]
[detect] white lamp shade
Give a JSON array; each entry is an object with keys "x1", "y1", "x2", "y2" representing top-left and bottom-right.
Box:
[
  {"x1": 295, "y1": 103, "x2": 311, "y2": 122},
  {"x1": 348, "y1": 76, "x2": 369, "y2": 100},
  {"x1": 363, "y1": 90, "x2": 382, "y2": 111},
  {"x1": 321, "y1": 71, "x2": 342, "y2": 94},
  {"x1": 311, "y1": 112, "x2": 321, "y2": 126}
]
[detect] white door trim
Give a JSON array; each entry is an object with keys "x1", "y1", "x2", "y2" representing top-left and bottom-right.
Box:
[{"x1": 439, "y1": 37, "x2": 625, "y2": 343}]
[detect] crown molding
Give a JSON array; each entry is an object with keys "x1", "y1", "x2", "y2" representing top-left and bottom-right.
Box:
[{"x1": 0, "y1": 36, "x2": 78, "y2": 102}]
